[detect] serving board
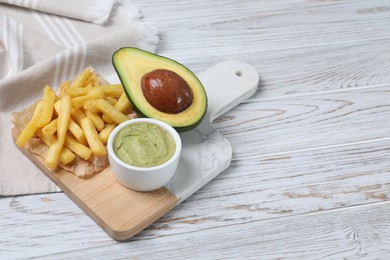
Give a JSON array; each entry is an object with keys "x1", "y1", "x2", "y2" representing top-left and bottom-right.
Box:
[{"x1": 12, "y1": 60, "x2": 259, "y2": 241}]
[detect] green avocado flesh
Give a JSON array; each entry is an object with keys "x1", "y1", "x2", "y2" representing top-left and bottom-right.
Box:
[
  {"x1": 112, "y1": 47, "x2": 207, "y2": 132},
  {"x1": 113, "y1": 122, "x2": 176, "y2": 167}
]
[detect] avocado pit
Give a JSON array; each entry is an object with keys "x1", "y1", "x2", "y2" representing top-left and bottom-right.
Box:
[{"x1": 141, "y1": 69, "x2": 193, "y2": 114}]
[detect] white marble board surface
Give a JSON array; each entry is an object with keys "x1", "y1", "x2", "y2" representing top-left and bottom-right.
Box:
[{"x1": 108, "y1": 60, "x2": 259, "y2": 203}]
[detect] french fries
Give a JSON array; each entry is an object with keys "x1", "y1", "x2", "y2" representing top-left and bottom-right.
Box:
[
  {"x1": 16, "y1": 101, "x2": 43, "y2": 147},
  {"x1": 71, "y1": 68, "x2": 92, "y2": 88},
  {"x1": 115, "y1": 93, "x2": 131, "y2": 113},
  {"x1": 99, "y1": 124, "x2": 116, "y2": 144},
  {"x1": 80, "y1": 117, "x2": 106, "y2": 157},
  {"x1": 60, "y1": 81, "x2": 70, "y2": 98},
  {"x1": 41, "y1": 118, "x2": 58, "y2": 137},
  {"x1": 104, "y1": 97, "x2": 117, "y2": 106},
  {"x1": 71, "y1": 88, "x2": 105, "y2": 108},
  {"x1": 15, "y1": 68, "x2": 137, "y2": 174},
  {"x1": 35, "y1": 86, "x2": 55, "y2": 128},
  {"x1": 71, "y1": 108, "x2": 87, "y2": 125},
  {"x1": 85, "y1": 110, "x2": 105, "y2": 132},
  {"x1": 54, "y1": 102, "x2": 87, "y2": 145},
  {"x1": 67, "y1": 119, "x2": 88, "y2": 145},
  {"x1": 100, "y1": 84, "x2": 123, "y2": 97},
  {"x1": 45, "y1": 95, "x2": 72, "y2": 168},
  {"x1": 15, "y1": 85, "x2": 55, "y2": 147},
  {"x1": 84, "y1": 99, "x2": 129, "y2": 124},
  {"x1": 65, "y1": 84, "x2": 123, "y2": 97},
  {"x1": 63, "y1": 135, "x2": 92, "y2": 160},
  {"x1": 37, "y1": 129, "x2": 76, "y2": 165}
]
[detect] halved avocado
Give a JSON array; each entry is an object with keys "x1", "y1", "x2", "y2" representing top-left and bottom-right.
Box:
[{"x1": 112, "y1": 47, "x2": 207, "y2": 132}]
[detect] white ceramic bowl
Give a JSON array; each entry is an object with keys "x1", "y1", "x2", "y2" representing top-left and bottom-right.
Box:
[{"x1": 107, "y1": 118, "x2": 182, "y2": 192}]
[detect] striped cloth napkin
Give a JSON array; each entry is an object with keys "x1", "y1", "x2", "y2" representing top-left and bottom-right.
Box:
[
  {"x1": 0, "y1": 0, "x2": 159, "y2": 196},
  {"x1": 0, "y1": 0, "x2": 114, "y2": 24}
]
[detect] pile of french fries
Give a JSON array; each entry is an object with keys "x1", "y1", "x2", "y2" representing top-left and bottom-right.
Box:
[{"x1": 16, "y1": 68, "x2": 134, "y2": 170}]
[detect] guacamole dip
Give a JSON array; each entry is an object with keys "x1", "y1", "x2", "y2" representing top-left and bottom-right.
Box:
[{"x1": 113, "y1": 122, "x2": 176, "y2": 167}]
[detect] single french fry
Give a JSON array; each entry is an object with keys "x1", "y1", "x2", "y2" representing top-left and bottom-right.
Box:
[
  {"x1": 100, "y1": 84, "x2": 123, "y2": 97},
  {"x1": 101, "y1": 97, "x2": 117, "y2": 124},
  {"x1": 98, "y1": 99, "x2": 129, "y2": 124},
  {"x1": 99, "y1": 123, "x2": 116, "y2": 144},
  {"x1": 35, "y1": 85, "x2": 55, "y2": 128},
  {"x1": 54, "y1": 100, "x2": 60, "y2": 111},
  {"x1": 57, "y1": 97, "x2": 72, "y2": 140},
  {"x1": 80, "y1": 117, "x2": 106, "y2": 156},
  {"x1": 85, "y1": 110, "x2": 105, "y2": 132},
  {"x1": 71, "y1": 88, "x2": 105, "y2": 108},
  {"x1": 71, "y1": 108, "x2": 86, "y2": 125},
  {"x1": 115, "y1": 93, "x2": 132, "y2": 113},
  {"x1": 84, "y1": 99, "x2": 128, "y2": 124},
  {"x1": 60, "y1": 81, "x2": 71, "y2": 98},
  {"x1": 85, "y1": 73, "x2": 98, "y2": 87},
  {"x1": 64, "y1": 135, "x2": 92, "y2": 161},
  {"x1": 104, "y1": 97, "x2": 117, "y2": 106},
  {"x1": 83, "y1": 100, "x2": 100, "y2": 114},
  {"x1": 92, "y1": 74, "x2": 100, "y2": 87},
  {"x1": 16, "y1": 101, "x2": 43, "y2": 147},
  {"x1": 65, "y1": 84, "x2": 123, "y2": 98},
  {"x1": 45, "y1": 138, "x2": 63, "y2": 168},
  {"x1": 41, "y1": 118, "x2": 58, "y2": 137},
  {"x1": 102, "y1": 114, "x2": 114, "y2": 124},
  {"x1": 37, "y1": 130, "x2": 75, "y2": 164},
  {"x1": 71, "y1": 68, "x2": 92, "y2": 88},
  {"x1": 102, "y1": 96, "x2": 126, "y2": 124},
  {"x1": 45, "y1": 95, "x2": 72, "y2": 168},
  {"x1": 68, "y1": 119, "x2": 88, "y2": 145},
  {"x1": 65, "y1": 87, "x2": 93, "y2": 97}
]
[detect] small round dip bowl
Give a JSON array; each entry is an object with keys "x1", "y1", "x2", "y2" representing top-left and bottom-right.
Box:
[{"x1": 107, "y1": 118, "x2": 181, "y2": 192}]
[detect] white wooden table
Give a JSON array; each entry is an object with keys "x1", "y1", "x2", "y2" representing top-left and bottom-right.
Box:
[{"x1": 2, "y1": 0, "x2": 390, "y2": 258}]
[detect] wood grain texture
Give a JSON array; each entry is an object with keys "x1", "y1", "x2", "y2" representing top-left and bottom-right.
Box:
[
  {"x1": 11, "y1": 128, "x2": 178, "y2": 241},
  {"x1": 215, "y1": 86, "x2": 390, "y2": 159},
  {"x1": 144, "y1": 0, "x2": 390, "y2": 56},
  {"x1": 135, "y1": 0, "x2": 390, "y2": 100},
  {"x1": 243, "y1": 38, "x2": 390, "y2": 99},
  {"x1": 2, "y1": 0, "x2": 390, "y2": 258},
  {"x1": 2, "y1": 197, "x2": 390, "y2": 258},
  {"x1": 54, "y1": 202, "x2": 390, "y2": 259},
  {"x1": 1, "y1": 138, "x2": 389, "y2": 256}
]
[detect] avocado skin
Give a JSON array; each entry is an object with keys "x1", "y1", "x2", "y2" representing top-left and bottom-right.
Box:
[{"x1": 112, "y1": 47, "x2": 208, "y2": 132}]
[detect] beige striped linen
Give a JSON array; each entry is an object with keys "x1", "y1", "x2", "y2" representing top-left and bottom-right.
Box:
[
  {"x1": 0, "y1": 0, "x2": 114, "y2": 25},
  {"x1": 0, "y1": 0, "x2": 159, "y2": 196}
]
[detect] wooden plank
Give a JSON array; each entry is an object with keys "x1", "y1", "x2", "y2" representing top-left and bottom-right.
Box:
[
  {"x1": 213, "y1": 86, "x2": 390, "y2": 158},
  {"x1": 0, "y1": 193, "x2": 111, "y2": 258},
  {"x1": 242, "y1": 39, "x2": 390, "y2": 99},
  {"x1": 136, "y1": 1, "x2": 390, "y2": 100},
  {"x1": 2, "y1": 198, "x2": 390, "y2": 258},
  {"x1": 52, "y1": 202, "x2": 390, "y2": 259},
  {"x1": 137, "y1": 0, "x2": 390, "y2": 58},
  {"x1": 1, "y1": 138, "x2": 389, "y2": 257}
]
